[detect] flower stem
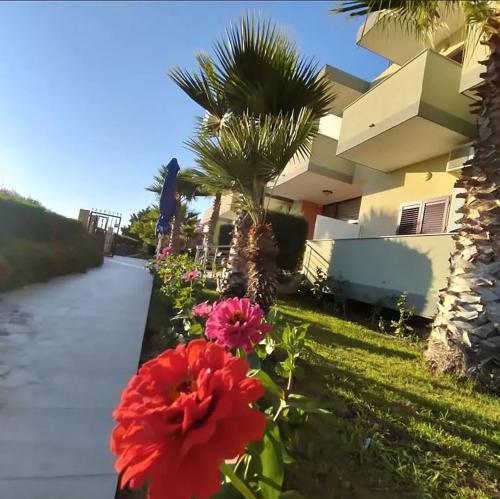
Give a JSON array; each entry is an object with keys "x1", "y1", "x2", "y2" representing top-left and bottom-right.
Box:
[{"x1": 221, "y1": 462, "x2": 257, "y2": 499}]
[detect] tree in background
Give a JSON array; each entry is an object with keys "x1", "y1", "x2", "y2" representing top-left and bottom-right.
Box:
[
  {"x1": 0, "y1": 188, "x2": 43, "y2": 208},
  {"x1": 188, "y1": 111, "x2": 317, "y2": 312},
  {"x1": 121, "y1": 207, "x2": 151, "y2": 239},
  {"x1": 333, "y1": 0, "x2": 500, "y2": 390},
  {"x1": 171, "y1": 16, "x2": 333, "y2": 306},
  {"x1": 129, "y1": 206, "x2": 160, "y2": 253}
]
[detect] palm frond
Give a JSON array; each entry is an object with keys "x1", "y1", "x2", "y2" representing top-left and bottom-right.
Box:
[
  {"x1": 145, "y1": 165, "x2": 208, "y2": 200},
  {"x1": 171, "y1": 14, "x2": 333, "y2": 123},
  {"x1": 186, "y1": 109, "x2": 316, "y2": 219},
  {"x1": 332, "y1": 1, "x2": 494, "y2": 43}
]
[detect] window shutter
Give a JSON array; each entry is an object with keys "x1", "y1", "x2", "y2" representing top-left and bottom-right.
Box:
[
  {"x1": 421, "y1": 199, "x2": 448, "y2": 234},
  {"x1": 336, "y1": 197, "x2": 361, "y2": 221},
  {"x1": 397, "y1": 205, "x2": 420, "y2": 235}
]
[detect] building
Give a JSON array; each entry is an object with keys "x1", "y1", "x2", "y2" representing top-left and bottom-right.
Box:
[{"x1": 202, "y1": 9, "x2": 488, "y2": 318}]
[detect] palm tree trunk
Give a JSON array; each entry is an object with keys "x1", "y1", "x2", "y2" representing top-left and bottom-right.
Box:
[
  {"x1": 425, "y1": 17, "x2": 500, "y2": 391},
  {"x1": 204, "y1": 192, "x2": 221, "y2": 246},
  {"x1": 247, "y1": 222, "x2": 279, "y2": 313},
  {"x1": 220, "y1": 210, "x2": 252, "y2": 298},
  {"x1": 170, "y1": 202, "x2": 183, "y2": 255}
]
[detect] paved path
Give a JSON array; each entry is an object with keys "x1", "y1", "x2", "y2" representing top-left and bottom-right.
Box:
[{"x1": 0, "y1": 257, "x2": 153, "y2": 499}]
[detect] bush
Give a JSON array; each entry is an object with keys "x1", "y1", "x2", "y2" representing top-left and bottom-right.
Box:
[
  {"x1": 266, "y1": 211, "x2": 307, "y2": 271},
  {"x1": 0, "y1": 199, "x2": 103, "y2": 291}
]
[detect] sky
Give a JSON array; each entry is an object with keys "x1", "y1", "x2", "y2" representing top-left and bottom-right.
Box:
[{"x1": 0, "y1": 1, "x2": 388, "y2": 227}]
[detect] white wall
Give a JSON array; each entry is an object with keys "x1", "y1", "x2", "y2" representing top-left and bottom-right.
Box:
[
  {"x1": 303, "y1": 234, "x2": 455, "y2": 318},
  {"x1": 313, "y1": 215, "x2": 360, "y2": 240},
  {"x1": 318, "y1": 114, "x2": 342, "y2": 140}
]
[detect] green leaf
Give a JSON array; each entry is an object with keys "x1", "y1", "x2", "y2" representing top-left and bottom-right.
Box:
[
  {"x1": 189, "y1": 322, "x2": 203, "y2": 337},
  {"x1": 254, "y1": 370, "x2": 284, "y2": 399},
  {"x1": 287, "y1": 394, "x2": 332, "y2": 416},
  {"x1": 257, "y1": 422, "x2": 285, "y2": 499}
]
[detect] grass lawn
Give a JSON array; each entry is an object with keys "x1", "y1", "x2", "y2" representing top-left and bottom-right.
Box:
[
  {"x1": 276, "y1": 295, "x2": 500, "y2": 499},
  {"x1": 128, "y1": 286, "x2": 500, "y2": 499}
]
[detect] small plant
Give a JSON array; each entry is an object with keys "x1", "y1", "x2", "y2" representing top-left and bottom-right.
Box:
[
  {"x1": 390, "y1": 291, "x2": 416, "y2": 338},
  {"x1": 310, "y1": 267, "x2": 334, "y2": 304}
]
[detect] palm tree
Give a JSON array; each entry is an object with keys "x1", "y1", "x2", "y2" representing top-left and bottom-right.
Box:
[
  {"x1": 333, "y1": 1, "x2": 500, "y2": 389},
  {"x1": 147, "y1": 166, "x2": 204, "y2": 254},
  {"x1": 187, "y1": 110, "x2": 316, "y2": 311},
  {"x1": 170, "y1": 15, "x2": 333, "y2": 300}
]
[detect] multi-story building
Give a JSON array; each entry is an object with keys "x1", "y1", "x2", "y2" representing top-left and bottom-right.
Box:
[{"x1": 202, "y1": 10, "x2": 489, "y2": 318}]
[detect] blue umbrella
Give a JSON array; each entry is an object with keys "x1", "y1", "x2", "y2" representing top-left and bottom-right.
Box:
[{"x1": 156, "y1": 157, "x2": 180, "y2": 236}]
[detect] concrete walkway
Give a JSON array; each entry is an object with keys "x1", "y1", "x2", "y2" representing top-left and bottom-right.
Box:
[{"x1": 0, "y1": 257, "x2": 153, "y2": 499}]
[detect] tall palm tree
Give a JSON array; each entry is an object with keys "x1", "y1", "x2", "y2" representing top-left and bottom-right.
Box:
[
  {"x1": 204, "y1": 191, "x2": 222, "y2": 247},
  {"x1": 147, "y1": 166, "x2": 204, "y2": 254},
  {"x1": 333, "y1": 1, "x2": 500, "y2": 389},
  {"x1": 170, "y1": 15, "x2": 333, "y2": 300},
  {"x1": 188, "y1": 110, "x2": 316, "y2": 311}
]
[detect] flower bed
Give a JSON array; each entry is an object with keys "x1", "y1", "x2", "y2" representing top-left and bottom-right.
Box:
[
  {"x1": 114, "y1": 251, "x2": 500, "y2": 499},
  {"x1": 114, "y1": 250, "x2": 317, "y2": 499}
]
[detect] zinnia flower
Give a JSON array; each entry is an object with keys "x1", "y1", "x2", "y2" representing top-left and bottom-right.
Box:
[
  {"x1": 192, "y1": 301, "x2": 213, "y2": 318},
  {"x1": 205, "y1": 297, "x2": 271, "y2": 352},
  {"x1": 111, "y1": 339, "x2": 265, "y2": 499},
  {"x1": 160, "y1": 246, "x2": 172, "y2": 257},
  {"x1": 182, "y1": 269, "x2": 201, "y2": 281}
]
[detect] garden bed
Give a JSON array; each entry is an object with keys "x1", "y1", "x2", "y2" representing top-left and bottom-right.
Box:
[{"x1": 118, "y1": 279, "x2": 500, "y2": 499}]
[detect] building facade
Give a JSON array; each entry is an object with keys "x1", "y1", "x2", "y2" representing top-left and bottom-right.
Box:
[{"x1": 202, "y1": 9, "x2": 489, "y2": 318}]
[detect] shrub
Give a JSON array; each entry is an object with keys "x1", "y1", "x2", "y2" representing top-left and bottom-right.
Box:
[
  {"x1": 266, "y1": 211, "x2": 307, "y2": 271},
  {"x1": 0, "y1": 199, "x2": 103, "y2": 291}
]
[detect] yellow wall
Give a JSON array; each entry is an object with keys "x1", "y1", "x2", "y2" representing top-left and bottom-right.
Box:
[
  {"x1": 460, "y1": 24, "x2": 490, "y2": 94},
  {"x1": 354, "y1": 154, "x2": 459, "y2": 237}
]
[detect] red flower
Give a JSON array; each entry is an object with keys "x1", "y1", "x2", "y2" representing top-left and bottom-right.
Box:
[
  {"x1": 111, "y1": 339, "x2": 266, "y2": 499},
  {"x1": 182, "y1": 269, "x2": 201, "y2": 281},
  {"x1": 160, "y1": 246, "x2": 173, "y2": 257},
  {"x1": 205, "y1": 297, "x2": 271, "y2": 353}
]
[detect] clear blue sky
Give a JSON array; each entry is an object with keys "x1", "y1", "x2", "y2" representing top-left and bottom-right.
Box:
[{"x1": 0, "y1": 1, "x2": 388, "y2": 227}]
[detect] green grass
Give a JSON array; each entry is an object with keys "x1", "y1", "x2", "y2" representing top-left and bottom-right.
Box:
[{"x1": 277, "y1": 296, "x2": 500, "y2": 499}]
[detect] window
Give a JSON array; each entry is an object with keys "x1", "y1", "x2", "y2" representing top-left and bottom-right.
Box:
[
  {"x1": 397, "y1": 197, "x2": 450, "y2": 235},
  {"x1": 323, "y1": 197, "x2": 361, "y2": 221}
]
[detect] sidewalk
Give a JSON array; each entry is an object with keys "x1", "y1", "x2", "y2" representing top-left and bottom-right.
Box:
[{"x1": 0, "y1": 257, "x2": 153, "y2": 499}]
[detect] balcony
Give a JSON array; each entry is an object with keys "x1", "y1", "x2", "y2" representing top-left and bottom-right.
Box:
[
  {"x1": 319, "y1": 64, "x2": 369, "y2": 116},
  {"x1": 357, "y1": 9, "x2": 465, "y2": 65},
  {"x1": 336, "y1": 50, "x2": 476, "y2": 172},
  {"x1": 271, "y1": 114, "x2": 363, "y2": 204}
]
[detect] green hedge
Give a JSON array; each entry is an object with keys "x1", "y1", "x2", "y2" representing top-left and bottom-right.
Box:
[
  {"x1": 0, "y1": 199, "x2": 104, "y2": 292},
  {"x1": 266, "y1": 211, "x2": 308, "y2": 271}
]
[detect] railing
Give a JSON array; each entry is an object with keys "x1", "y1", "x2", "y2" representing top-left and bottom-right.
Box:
[{"x1": 195, "y1": 245, "x2": 231, "y2": 278}]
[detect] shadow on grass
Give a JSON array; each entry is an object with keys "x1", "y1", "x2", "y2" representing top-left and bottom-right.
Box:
[
  {"x1": 279, "y1": 302, "x2": 419, "y2": 361},
  {"x1": 292, "y1": 344, "x2": 500, "y2": 498},
  {"x1": 309, "y1": 324, "x2": 418, "y2": 361}
]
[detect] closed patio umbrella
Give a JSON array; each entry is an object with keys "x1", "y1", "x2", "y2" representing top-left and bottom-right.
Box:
[{"x1": 156, "y1": 158, "x2": 180, "y2": 252}]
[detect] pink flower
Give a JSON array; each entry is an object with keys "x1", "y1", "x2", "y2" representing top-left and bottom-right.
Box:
[
  {"x1": 161, "y1": 246, "x2": 173, "y2": 257},
  {"x1": 193, "y1": 301, "x2": 213, "y2": 318},
  {"x1": 205, "y1": 297, "x2": 271, "y2": 353},
  {"x1": 182, "y1": 270, "x2": 201, "y2": 282}
]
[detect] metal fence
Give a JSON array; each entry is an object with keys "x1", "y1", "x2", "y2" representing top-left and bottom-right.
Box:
[{"x1": 194, "y1": 245, "x2": 231, "y2": 278}]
